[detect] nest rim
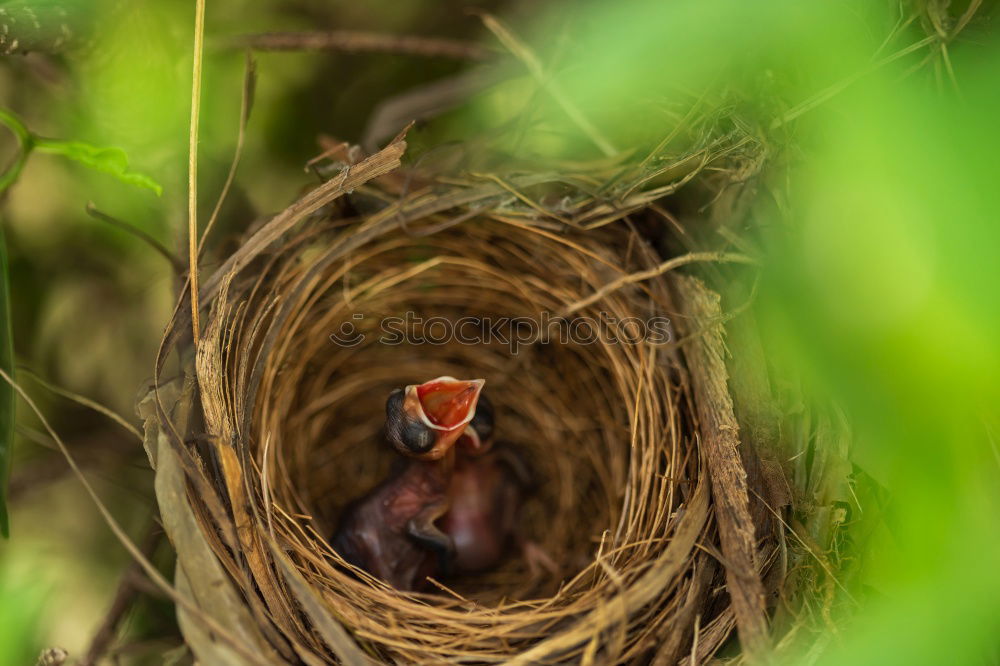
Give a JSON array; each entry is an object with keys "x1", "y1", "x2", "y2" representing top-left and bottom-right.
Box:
[{"x1": 146, "y1": 137, "x2": 789, "y2": 665}]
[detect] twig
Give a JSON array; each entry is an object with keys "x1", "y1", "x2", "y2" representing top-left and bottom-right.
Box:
[
  {"x1": 187, "y1": 0, "x2": 207, "y2": 344},
  {"x1": 221, "y1": 30, "x2": 491, "y2": 61},
  {"x1": 561, "y1": 251, "x2": 755, "y2": 316},
  {"x1": 197, "y1": 52, "x2": 256, "y2": 258},
  {"x1": 674, "y1": 275, "x2": 771, "y2": 660},
  {"x1": 79, "y1": 527, "x2": 162, "y2": 666},
  {"x1": 200, "y1": 124, "x2": 409, "y2": 299},
  {"x1": 85, "y1": 203, "x2": 185, "y2": 274},
  {"x1": 952, "y1": 0, "x2": 983, "y2": 39},
  {"x1": 17, "y1": 364, "x2": 143, "y2": 440}
]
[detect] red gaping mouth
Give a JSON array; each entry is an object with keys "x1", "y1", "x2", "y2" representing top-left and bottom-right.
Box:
[{"x1": 410, "y1": 377, "x2": 485, "y2": 431}]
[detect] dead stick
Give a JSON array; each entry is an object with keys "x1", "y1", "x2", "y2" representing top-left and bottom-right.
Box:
[
  {"x1": 220, "y1": 30, "x2": 491, "y2": 60},
  {"x1": 673, "y1": 274, "x2": 772, "y2": 660}
]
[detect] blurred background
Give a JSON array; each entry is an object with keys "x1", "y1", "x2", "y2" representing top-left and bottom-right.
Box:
[{"x1": 0, "y1": 0, "x2": 997, "y2": 663}]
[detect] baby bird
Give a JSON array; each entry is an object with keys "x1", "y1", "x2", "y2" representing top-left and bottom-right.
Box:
[
  {"x1": 444, "y1": 395, "x2": 555, "y2": 577},
  {"x1": 332, "y1": 377, "x2": 484, "y2": 591}
]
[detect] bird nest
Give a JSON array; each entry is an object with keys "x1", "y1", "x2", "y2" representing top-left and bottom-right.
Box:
[{"x1": 141, "y1": 130, "x2": 809, "y2": 664}]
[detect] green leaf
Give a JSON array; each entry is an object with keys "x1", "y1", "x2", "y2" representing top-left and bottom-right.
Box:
[
  {"x1": 0, "y1": 224, "x2": 14, "y2": 538},
  {"x1": 1, "y1": 107, "x2": 162, "y2": 196},
  {"x1": 34, "y1": 138, "x2": 163, "y2": 196}
]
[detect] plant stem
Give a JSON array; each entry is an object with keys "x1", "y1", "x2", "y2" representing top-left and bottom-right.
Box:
[{"x1": 187, "y1": 0, "x2": 206, "y2": 344}]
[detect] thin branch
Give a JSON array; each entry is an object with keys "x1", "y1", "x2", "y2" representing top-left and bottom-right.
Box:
[
  {"x1": 676, "y1": 276, "x2": 771, "y2": 658},
  {"x1": 85, "y1": 203, "x2": 185, "y2": 274},
  {"x1": 17, "y1": 365, "x2": 143, "y2": 441},
  {"x1": 200, "y1": 125, "x2": 409, "y2": 299},
  {"x1": 952, "y1": 0, "x2": 983, "y2": 39},
  {"x1": 197, "y1": 52, "x2": 256, "y2": 258},
  {"x1": 221, "y1": 30, "x2": 491, "y2": 61}
]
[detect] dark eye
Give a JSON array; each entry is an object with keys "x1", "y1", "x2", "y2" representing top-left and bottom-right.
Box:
[
  {"x1": 385, "y1": 389, "x2": 434, "y2": 454},
  {"x1": 402, "y1": 421, "x2": 435, "y2": 454}
]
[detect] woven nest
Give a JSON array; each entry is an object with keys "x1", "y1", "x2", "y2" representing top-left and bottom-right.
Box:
[{"x1": 142, "y1": 130, "x2": 802, "y2": 665}]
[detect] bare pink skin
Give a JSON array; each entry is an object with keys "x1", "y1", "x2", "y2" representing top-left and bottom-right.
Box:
[
  {"x1": 441, "y1": 450, "x2": 522, "y2": 573},
  {"x1": 333, "y1": 456, "x2": 451, "y2": 591}
]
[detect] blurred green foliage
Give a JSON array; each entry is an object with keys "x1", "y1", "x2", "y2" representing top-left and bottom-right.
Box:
[
  {"x1": 1, "y1": 0, "x2": 997, "y2": 663},
  {"x1": 0, "y1": 106, "x2": 162, "y2": 538},
  {"x1": 0, "y1": 554, "x2": 46, "y2": 665},
  {"x1": 766, "y1": 39, "x2": 1000, "y2": 666}
]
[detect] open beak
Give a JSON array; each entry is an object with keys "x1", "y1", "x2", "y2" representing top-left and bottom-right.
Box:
[
  {"x1": 403, "y1": 377, "x2": 485, "y2": 457},
  {"x1": 460, "y1": 424, "x2": 484, "y2": 453}
]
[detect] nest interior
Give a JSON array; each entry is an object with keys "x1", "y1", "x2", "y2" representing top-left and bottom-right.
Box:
[
  {"x1": 147, "y1": 134, "x2": 789, "y2": 665},
  {"x1": 270, "y1": 220, "x2": 646, "y2": 598}
]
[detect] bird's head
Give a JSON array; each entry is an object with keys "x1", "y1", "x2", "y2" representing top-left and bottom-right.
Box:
[{"x1": 385, "y1": 376, "x2": 485, "y2": 460}]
